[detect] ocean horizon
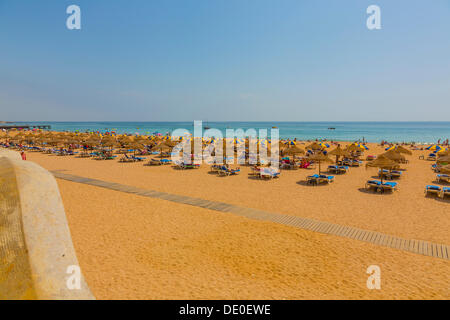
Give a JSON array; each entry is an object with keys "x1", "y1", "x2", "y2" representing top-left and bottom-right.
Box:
[{"x1": 5, "y1": 121, "x2": 450, "y2": 144}]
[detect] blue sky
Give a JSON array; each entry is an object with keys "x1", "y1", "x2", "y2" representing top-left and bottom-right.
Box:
[{"x1": 1, "y1": 0, "x2": 449, "y2": 121}]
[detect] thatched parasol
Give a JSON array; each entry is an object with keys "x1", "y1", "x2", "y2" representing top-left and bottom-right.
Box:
[
  {"x1": 328, "y1": 145, "x2": 350, "y2": 163},
  {"x1": 306, "y1": 142, "x2": 324, "y2": 151},
  {"x1": 382, "y1": 150, "x2": 405, "y2": 162},
  {"x1": 436, "y1": 155, "x2": 450, "y2": 164},
  {"x1": 282, "y1": 145, "x2": 305, "y2": 157},
  {"x1": 308, "y1": 152, "x2": 333, "y2": 174},
  {"x1": 392, "y1": 145, "x2": 412, "y2": 155},
  {"x1": 366, "y1": 155, "x2": 398, "y2": 183}
]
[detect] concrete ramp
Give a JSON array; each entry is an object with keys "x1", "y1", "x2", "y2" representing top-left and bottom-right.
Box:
[
  {"x1": 0, "y1": 148, "x2": 21, "y2": 161},
  {"x1": 0, "y1": 153, "x2": 94, "y2": 300}
]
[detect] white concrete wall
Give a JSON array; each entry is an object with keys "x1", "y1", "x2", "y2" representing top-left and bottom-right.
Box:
[{"x1": 0, "y1": 153, "x2": 94, "y2": 300}]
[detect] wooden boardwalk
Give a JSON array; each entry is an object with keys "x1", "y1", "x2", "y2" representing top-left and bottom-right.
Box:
[{"x1": 52, "y1": 171, "x2": 450, "y2": 261}]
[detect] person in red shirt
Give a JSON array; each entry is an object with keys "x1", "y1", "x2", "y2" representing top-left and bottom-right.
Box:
[{"x1": 20, "y1": 151, "x2": 26, "y2": 160}]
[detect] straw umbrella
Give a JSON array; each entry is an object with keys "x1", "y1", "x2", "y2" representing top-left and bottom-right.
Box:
[
  {"x1": 282, "y1": 145, "x2": 305, "y2": 157},
  {"x1": 437, "y1": 149, "x2": 450, "y2": 157},
  {"x1": 328, "y1": 145, "x2": 350, "y2": 164},
  {"x1": 152, "y1": 142, "x2": 173, "y2": 157},
  {"x1": 386, "y1": 145, "x2": 412, "y2": 155},
  {"x1": 440, "y1": 164, "x2": 450, "y2": 174},
  {"x1": 436, "y1": 155, "x2": 450, "y2": 164},
  {"x1": 125, "y1": 142, "x2": 145, "y2": 156},
  {"x1": 382, "y1": 150, "x2": 405, "y2": 163},
  {"x1": 366, "y1": 155, "x2": 397, "y2": 184},
  {"x1": 307, "y1": 152, "x2": 333, "y2": 174},
  {"x1": 306, "y1": 142, "x2": 324, "y2": 151}
]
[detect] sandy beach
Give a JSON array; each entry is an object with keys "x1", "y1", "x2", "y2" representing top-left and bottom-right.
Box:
[{"x1": 14, "y1": 141, "x2": 449, "y2": 299}]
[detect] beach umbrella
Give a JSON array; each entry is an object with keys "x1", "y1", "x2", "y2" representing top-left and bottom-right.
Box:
[
  {"x1": 307, "y1": 152, "x2": 332, "y2": 174},
  {"x1": 437, "y1": 149, "x2": 449, "y2": 157},
  {"x1": 125, "y1": 142, "x2": 145, "y2": 156},
  {"x1": 152, "y1": 142, "x2": 173, "y2": 157},
  {"x1": 394, "y1": 145, "x2": 412, "y2": 155},
  {"x1": 101, "y1": 140, "x2": 119, "y2": 150},
  {"x1": 366, "y1": 155, "x2": 397, "y2": 184},
  {"x1": 440, "y1": 165, "x2": 450, "y2": 174},
  {"x1": 385, "y1": 145, "x2": 412, "y2": 155},
  {"x1": 347, "y1": 143, "x2": 368, "y2": 152},
  {"x1": 436, "y1": 155, "x2": 450, "y2": 164},
  {"x1": 84, "y1": 138, "x2": 101, "y2": 148},
  {"x1": 282, "y1": 145, "x2": 305, "y2": 157},
  {"x1": 426, "y1": 145, "x2": 442, "y2": 151},
  {"x1": 328, "y1": 145, "x2": 350, "y2": 163},
  {"x1": 381, "y1": 150, "x2": 405, "y2": 163},
  {"x1": 306, "y1": 142, "x2": 324, "y2": 151}
]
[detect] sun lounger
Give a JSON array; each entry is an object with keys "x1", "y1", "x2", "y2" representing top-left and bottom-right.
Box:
[
  {"x1": 218, "y1": 166, "x2": 240, "y2": 176},
  {"x1": 427, "y1": 153, "x2": 437, "y2": 161},
  {"x1": 119, "y1": 154, "x2": 135, "y2": 162},
  {"x1": 351, "y1": 160, "x2": 362, "y2": 167},
  {"x1": 259, "y1": 168, "x2": 280, "y2": 179},
  {"x1": 327, "y1": 165, "x2": 338, "y2": 173},
  {"x1": 337, "y1": 166, "x2": 349, "y2": 173},
  {"x1": 148, "y1": 158, "x2": 162, "y2": 165},
  {"x1": 365, "y1": 180, "x2": 397, "y2": 193},
  {"x1": 381, "y1": 181, "x2": 398, "y2": 192},
  {"x1": 180, "y1": 163, "x2": 200, "y2": 169},
  {"x1": 328, "y1": 165, "x2": 348, "y2": 174},
  {"x1": 379, "y1": 169, "x2": 402, "y2": 179},
  {"x1": 425, "y1": 185, "x2": 441, "y2": 196},
  {"x1": 307, "y1": 174, "x2": 334, "y2": 185},
  {"x1": 147, "y1": 158, "x2": 172, "y2": 166},
  {"x1": 437, "y1": 174, "x2": 450, "y2": 183},
  {"x1": 210, "y1": 164, "x2": 221, "y2": 172},
  {"x1": 365, "y1": 180, "x2": 382, "y2": 190},
  {"x1": 440, "y1": 187, "x2": 450, "y2": 198}
]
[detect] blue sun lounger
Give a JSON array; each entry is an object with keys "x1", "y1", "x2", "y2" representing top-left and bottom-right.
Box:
[
  {"x1": 425, "y1": 185, "x2": 441, "y2": 196},
  {"x1": 307, "y1": 174, "x2": 334, "y2": 185},
  {"x1": 365, "y1": 180, "x2": 381, "y2": 190},
  {"x1": 259, "y1": 168, "x2": 280, "y2": 179},
  {"x1": 218, "y1": 166, "x2": 240, "y2": 176},
  {"x1": 441, "y1": 187, "x2": 450, "y2": 198},
  {"x1": 381, "y1": 181, "x2": 398, "y2": 192},
  {"x1": 437, "y1": 174, "x2": 450, "y2": 183},
  {"x1": 328, "y1": 165, "x2": 339, "y2": 173},
  {"x1": 379, "y1": 169, "x2": 402, "y2": 179}
]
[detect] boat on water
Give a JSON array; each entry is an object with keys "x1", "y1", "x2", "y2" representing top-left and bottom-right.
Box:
[{"x1": 328, "y1": 127, "x2": 336, "y2": 130}]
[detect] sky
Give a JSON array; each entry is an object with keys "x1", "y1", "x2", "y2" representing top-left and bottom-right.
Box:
[{"x1": 0, "y1": 0, "x2": 449, "y2": 121}]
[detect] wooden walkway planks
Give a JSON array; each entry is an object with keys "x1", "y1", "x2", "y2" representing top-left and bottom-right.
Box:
[{"x1": 52, "y1": 171, "x2": 450, "y2": 261}]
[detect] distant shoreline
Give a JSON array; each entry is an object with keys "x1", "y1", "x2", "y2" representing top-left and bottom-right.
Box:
[{"x1": 3, "y1": 121, "x2": 448, "y2": 144}]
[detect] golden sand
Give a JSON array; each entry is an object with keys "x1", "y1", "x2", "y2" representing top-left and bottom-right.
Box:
[{"x1": 23, "y1": 143, "x2": 450, "y2": 299}]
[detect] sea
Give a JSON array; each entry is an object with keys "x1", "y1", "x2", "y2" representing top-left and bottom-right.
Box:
[{"x1": 5, "y1": 121, "x2": 450, "y2": 144}]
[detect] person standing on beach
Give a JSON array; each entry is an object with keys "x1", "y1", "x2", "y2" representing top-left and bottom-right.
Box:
[{"x1": 20, "y1": 151, "x2": 26, "y2": 160}]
